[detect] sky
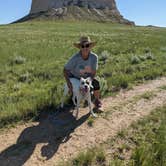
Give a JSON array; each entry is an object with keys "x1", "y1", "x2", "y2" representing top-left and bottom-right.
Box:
[
  {"x1": 0, "y1": 0, "x2": 166, "y2": 27},
  {"x1": 116, "y1": 0, "x2": 166, "y2": 27}
]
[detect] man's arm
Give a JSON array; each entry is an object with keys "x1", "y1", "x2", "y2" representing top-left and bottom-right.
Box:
[
  {"x1": 92, "y1": 70, "x2": 96, "y2": 77},
  {"x1": 63, "y1": 68, "x2": 73, "y2": 94},
  {"x1": 90, "y1": 69, "x2": 96, "y2": 79},
  {"x1": 90, "y1": 54, "x2": 98, "y2": 79}
]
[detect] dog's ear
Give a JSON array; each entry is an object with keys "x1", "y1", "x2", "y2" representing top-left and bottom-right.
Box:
[
  {"x1": 80, "y1": 77, "x2": 84, "y2": 81},
  {"x1": 87, "y1": 77, "x2": 92, "y2": 82},
  {"x1": 80, "y1": 77, "x2": 83, "y2": 83}
]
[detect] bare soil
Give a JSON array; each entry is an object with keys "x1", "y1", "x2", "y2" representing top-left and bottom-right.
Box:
[{"x1": 0, "y1": 77, "x2": 166, "y2": 166}]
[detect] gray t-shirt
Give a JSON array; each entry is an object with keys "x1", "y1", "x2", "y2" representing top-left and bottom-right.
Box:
[{"x1": 64, "y1": 51, "x2": 98, "y2": 78}]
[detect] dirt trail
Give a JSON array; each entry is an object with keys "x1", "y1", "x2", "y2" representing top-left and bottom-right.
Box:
[{"x1": 0, "y1": 77, "x2": 166, "y2": 166}]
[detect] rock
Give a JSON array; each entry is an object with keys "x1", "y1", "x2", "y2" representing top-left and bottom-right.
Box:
[
  {"x1": 30, "y1": 0, "x2": 117, "y2": 14},
  {"x1": 14, "y1": 0, "x2": 135, "y2": 25}
]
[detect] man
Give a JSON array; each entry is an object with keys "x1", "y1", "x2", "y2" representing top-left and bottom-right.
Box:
[{"x1": 63, "y1": 36, "x2": 102, "y2": 110}]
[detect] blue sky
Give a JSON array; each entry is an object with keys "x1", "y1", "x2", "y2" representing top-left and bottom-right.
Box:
[
  {"x1": 0, "y1": 0, "x2": 31, "y2": 24},
  {"x1": 116, "y1": 0, "x2": 166, "y2": 27},
  {"x1": 0, "y1": 0, "x2": 166, "y2": 27}
]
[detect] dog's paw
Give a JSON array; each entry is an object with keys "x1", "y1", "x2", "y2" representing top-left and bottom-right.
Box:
[
  {"x1": 91, "y1": 113, "x2": 97, "y2": 118},
  {"x1": 60, "y1": 103, "x2": 64, "y2": 108}
]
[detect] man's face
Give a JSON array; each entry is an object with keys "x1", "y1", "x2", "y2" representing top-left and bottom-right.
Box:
[{"x1": 80, "y1": 42, "x2": 91, "y2": 58}]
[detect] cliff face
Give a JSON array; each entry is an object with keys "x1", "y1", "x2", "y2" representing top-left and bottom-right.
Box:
[
  {"x1": 16, "y1": 0, "x2": 134, "y2": 25},
  {"x1": 30, "y1": 0, "x2": 117, "y2": 14}
]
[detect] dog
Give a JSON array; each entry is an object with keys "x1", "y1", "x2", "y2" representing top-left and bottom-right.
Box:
[{"x1": 61, "y1": 77, "x2": 96, "y2": 118}]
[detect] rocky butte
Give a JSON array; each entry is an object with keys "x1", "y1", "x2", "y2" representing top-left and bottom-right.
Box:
[{"x1": 16, "y1": 0, "x2": 135, "y2": 25}]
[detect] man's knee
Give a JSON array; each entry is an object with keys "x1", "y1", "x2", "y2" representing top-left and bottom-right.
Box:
[{"x1": 92, "y1": 79, "x2": 100, "y2": 91}]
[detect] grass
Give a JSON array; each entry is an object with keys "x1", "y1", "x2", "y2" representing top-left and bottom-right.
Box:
[
  {"x1": 109, "y1": 105, "x2": 166, "y2": 165},
  {"x1": 159, "y1": 85, "x2": 166, "y2": 90},
  {"x1": 87, "y1": 116, "x2": 95, "y2": 127},
  {"x1": 131, "y1": 107, "x2": 166, "y2": 166},
  {"x1": 137, "y1": 91, "x2": 157, "y2": 100},
  {"x1": 59, "y1": 147, "x2": 106, "y2": 166},
  {"x1": 0, "y1": 21, "x2": 166, "y2": 127},
  {"x1": 60, "y1": 105, "x2": 166, "y2": 166}
]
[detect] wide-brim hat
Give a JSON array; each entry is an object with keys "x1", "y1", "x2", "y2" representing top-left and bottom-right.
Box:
[{"x1": 74, "y1": 36, "x2": 97, "y2": 49}]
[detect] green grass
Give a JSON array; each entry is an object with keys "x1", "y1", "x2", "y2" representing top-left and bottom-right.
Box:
[
  {"x1": 130, "y1": 107, "x2": 166, "y2": 166},
  {"x1": 0, "y1": 21, "x2": 166, "y2": 127},
  {"x1": 159, "y1": 85, "x2": 166, "y2": 90},
  {"x1": 136, "y1": 91, "x2": 156, "y2": 100},
  {"x1": 87, "y1": 116, "x2": 95, "y2": 127},
  {"x1": 59, "y1": 147, "x2": 106, "y2": 166},
  {"x1": 109, "y1": 106, "x2": 166, "y2": 166}
]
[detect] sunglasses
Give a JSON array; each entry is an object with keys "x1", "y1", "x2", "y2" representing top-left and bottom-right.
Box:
[{"x1": 81, "y1": 44, "x2": 90, "y2": 48}]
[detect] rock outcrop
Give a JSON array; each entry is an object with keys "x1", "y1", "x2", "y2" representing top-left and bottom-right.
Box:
[
  {"x1": 30, "y1": 0, "x2": 117, "y2": 14},
  {"x1": 15, "y1": 0, "x2": 134, "y2": 25}
]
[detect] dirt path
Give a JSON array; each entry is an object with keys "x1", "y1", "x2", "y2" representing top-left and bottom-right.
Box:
[{"x1": 0, "y1": 77, "x2": 166, "y2": 166}]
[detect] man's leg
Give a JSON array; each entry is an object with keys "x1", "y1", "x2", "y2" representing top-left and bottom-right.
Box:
[
  {"x1": 92, "y1": 79, "x2": 103, "y2": 109},
  {"x1": 93, "y1": 90, "x2": 100, "y2": 100}
]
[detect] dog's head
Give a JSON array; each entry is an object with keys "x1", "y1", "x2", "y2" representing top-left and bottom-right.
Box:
[{"x1": 80, "y1": 77, "x2": 93, "y2": 94}]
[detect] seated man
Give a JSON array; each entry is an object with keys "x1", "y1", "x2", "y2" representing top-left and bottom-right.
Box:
[{"x1": 63, "y1": 36, "x2": 103, "y2": 110}]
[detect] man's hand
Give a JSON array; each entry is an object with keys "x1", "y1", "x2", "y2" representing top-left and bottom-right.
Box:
[{"x1": 67, "y1": 81, "x2": 73, "y2": 95}]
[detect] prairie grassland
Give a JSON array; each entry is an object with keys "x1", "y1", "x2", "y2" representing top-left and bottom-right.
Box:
[{"x1": 0, "y1": 21, "x2": 166, "y2": 127}]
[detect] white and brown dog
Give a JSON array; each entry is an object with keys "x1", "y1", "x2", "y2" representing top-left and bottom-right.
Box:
[{"x1": 61, "y1": 77, "x2": 96, "y2": 118}]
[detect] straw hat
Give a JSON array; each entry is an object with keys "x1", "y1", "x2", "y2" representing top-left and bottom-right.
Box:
[{"x1": 74, "y1": 36, "x2": 97, "y2": 49}]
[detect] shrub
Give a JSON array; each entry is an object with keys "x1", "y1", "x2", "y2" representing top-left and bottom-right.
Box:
[
  {"x1": 34, "y1": 71, "x2": 52, "y2": 80},
  {"x1": 111, "y1": 75, "x2": 129, "y2": 90},
  {"x1": 144, "y1": 48, "x2": 151, "y2": 54},
  {"x1": 160, "y1": 47, "x2": 166, "y2": 52},
  {"x1": 96, "y1": 76, "x2": 108, "y2": 96},
  {"x1": 131, "y1": 55, "x2": 141, "y2": 64},
  {"x1": 125, "y1": 66, "x2": 134, "y2": 74},
  {"x1": 87, "y1": 117, "x2": 94, "y2": 127},
  {"x1": 10, "y1": 56, "x2": 26, "y2": 65},
  {"x1": 99, "y1": 50, "x2": 110, "y2": 65},
  {"x1": 139, "y1": 55, "x2": 146, "y2": 61},
  {"x1": 145, "y1": 52, "x2": 154, "y2": 60},
  {"x1": 95, "y1": 150, "x2": 106, "y2": 165},
  {"x1": 72, "y1": 149, "x2": 95, "y2": 166},
  {"x1": 69, "y1": 148, "x2": 106, "y2": 166},
  {"x1": 18, "y1": 72, "x2": 33, "y2": 83}
]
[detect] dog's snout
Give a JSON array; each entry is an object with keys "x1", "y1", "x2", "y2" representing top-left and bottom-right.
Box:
[{"x1": 85, "y1": 85, "x2": 88, "y2": 89}]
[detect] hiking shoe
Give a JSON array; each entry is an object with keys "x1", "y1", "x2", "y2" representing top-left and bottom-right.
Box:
[
  {"x1": 94, "y1": 99, "x2": 102, "y2": 107},
  {"x1": 94, "y1": 99, "x2": 104, "y2": 112}
]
